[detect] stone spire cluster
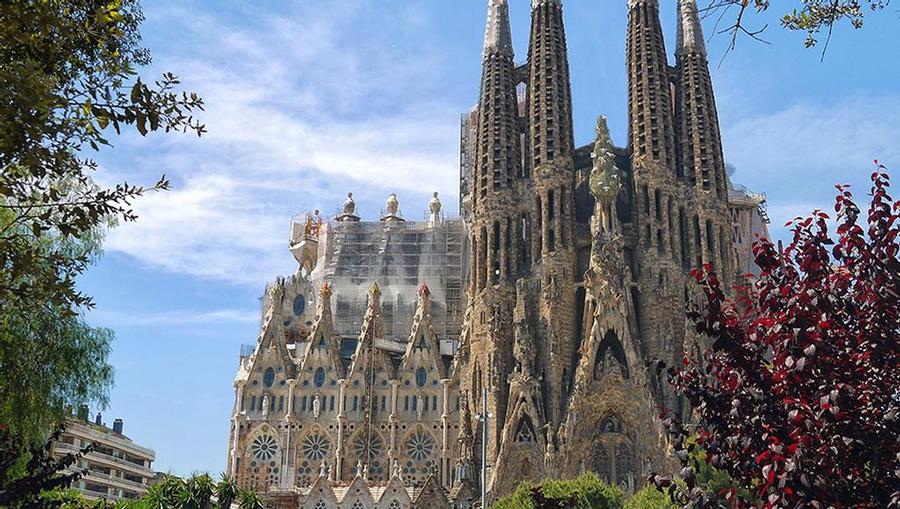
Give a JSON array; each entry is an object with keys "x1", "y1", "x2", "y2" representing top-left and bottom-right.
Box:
[
  {"x1": 456, "y1": 0, "x2": 742, "y2": 496},
  {"x1": 227, "y1": 1, "x2": 771, "y2": 504}
]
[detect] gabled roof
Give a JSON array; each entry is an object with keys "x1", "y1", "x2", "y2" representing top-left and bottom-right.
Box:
[
  {"x1": 398, "y1": 283, "x2": 446, "y2": 378},
  {"x1": 245, "y1": 282, "x2": 294, "y2": 380},
  {"x1": 299, "y1": 283, "x2": 344, "y2": 377},
  {"x1": 349, "y1": 282, "x2": 395, "y2": 379}
]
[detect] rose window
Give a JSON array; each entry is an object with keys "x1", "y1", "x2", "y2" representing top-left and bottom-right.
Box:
[
  {"x1": 249, "y1": 434, "x2": 278, "y2": 461},
  {"x1": 353, "y1": 433, "x2": 383, "y2": 460},
  {"x1": 302, "y1": 434, "x2": 331, "y2": 461},
  {"x1": 405, "y1": 431, "x2": 435, "y2": 462}
]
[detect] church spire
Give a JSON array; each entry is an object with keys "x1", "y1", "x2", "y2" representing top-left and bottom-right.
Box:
[
  {"x1": 675, "y1": 0, "x2": 726, "y2": 198},
  {"x1": 470, "y1": 0, "x2": 521, "y2": 289},
  {"x1": 677, "y1": 0, "x2": 707, "y2": 56},
  {"x1": 626, "y1": 0, "x2": 677, "y2": 173},
  {"x1": 483, "y1": 0, "x2": 513, "y2": 57},
  {"x1": 528, "y1": 0, "x2": 574, "y2": 171}
]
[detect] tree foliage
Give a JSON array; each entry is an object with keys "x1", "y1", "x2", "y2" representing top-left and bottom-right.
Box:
[
  {"x1": 1, "y1": 430, "x2": 260, "y2": 509},
  {"x1": 0, "y1": 204, "x2": 114, "y2": 441},
  {"x1": 623, "y1": 486, "x2": 676, "y2": 509},
  {"x1": 0, "y1": 0, "x2": 204, "y2": 313},
  {"x1": 0, "y1": 0, "x2": 203, "y2": 441},
  {"x1": 654, "y1": 171, "x2": 900, "y2": 507},
  {"x1": 492, "y1": 473, "x2": 623, "y2": 509},
  {"x1": 703, "y1": 1, "x2": 889, "y2": 54},
  {"x1": 0, "y1": 425, "x2": 91, "y2": 509}
]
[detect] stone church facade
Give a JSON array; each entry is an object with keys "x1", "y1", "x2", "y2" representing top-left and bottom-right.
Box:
[{"x1": 225, "y1": 0, "x2": 769, "y2": 506}]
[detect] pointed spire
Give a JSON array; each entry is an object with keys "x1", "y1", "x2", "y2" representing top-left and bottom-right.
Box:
[
  {"x1": 626, "y1": 0, "x2": 676, "y2": 171},
  {"x1": 528, "y1": 0, "x2": 575, "y2": 170},
  {"x1": 483, "y1": 0, "x2": 513, "y2": 57},
  {"x1": 300, "y1": 282, "x2": 343, "y2": 376},
  {"x1": 677, "y1": 0, "x2": 707, "y2": 56}
]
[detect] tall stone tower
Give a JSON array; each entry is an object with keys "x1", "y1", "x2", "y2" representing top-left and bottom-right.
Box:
[
  {"x1": 675, "y1": 0, "x2": 735, "y2": 282},
  {"x1": 459, "y1": 0, "x2": 522, "y2": 487},
  {"x1": 526, "y1": 0, "x2": 578, "y2": 432},
  {"x1": 626, "y1": 0, "x2": 687, "y2": 416}
]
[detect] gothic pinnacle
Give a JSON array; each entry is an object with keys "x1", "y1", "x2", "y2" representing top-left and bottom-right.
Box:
[
  {"x1": 677, "y1": 0, "x2": 707, "y2": 56},
  {"x1": 483, "y1": 0, "x2": 513, "y2": 57}
]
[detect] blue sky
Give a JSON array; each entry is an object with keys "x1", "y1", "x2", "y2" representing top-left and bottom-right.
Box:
[{"x1": 79, "y1": 0, "x2": 900, "y2": 476}]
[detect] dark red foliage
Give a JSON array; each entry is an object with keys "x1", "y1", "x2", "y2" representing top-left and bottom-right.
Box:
[{"x1": 654, "y1": 171, "x2": 900, "y2": 508}]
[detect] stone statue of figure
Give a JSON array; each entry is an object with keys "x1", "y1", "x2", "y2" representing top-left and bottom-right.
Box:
[
  {"x1": 343, "y1": 193, "x2": 356, "y2": 216},
  {"x1": 261, "y1": 394, "x2": 270, "y2": 417},
  {"x1": 355, "y1": 460, "x2": 364, "y2": 478},
  {"x1": 319, "y1": 461, "x2": 328, "y2": 478},
  {"x1": 416, "y1": 394, "x2": 425, "y2": 421},
  {"x1": 543, "y1": 425, "x2": 555, "y2": 470},
  {"x1": 391, "y1": 458, "x2": 402, "y2": 479},
  {"x1": 428, "y1": 192, "x2": 443, "y2": 226},
  {"x1": 313, "y1": 395, "x2": 320, "y2": 420}
]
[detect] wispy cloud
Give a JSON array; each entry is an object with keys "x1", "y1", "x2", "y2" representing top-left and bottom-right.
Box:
[
  {"x1": 722, "y1": 94, "x2": 900, "y2": 237},
  {"x1": 89, "y1": 307, "x2": 260, "y2": 327},
  {"x1": 98, "y1": 1, "x2": 463, "y2": 286}
]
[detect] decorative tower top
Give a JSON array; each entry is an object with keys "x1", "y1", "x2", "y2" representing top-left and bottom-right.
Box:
[
  {"x1": 418, "y1": 281, "x2": 431, "y2": 298},
  {"x1": 428, "y1": 192, "x2": 443, "y2": 227},
  {"x1": 319, "y1": 282, "x2": 333, "y2": 299},
  {"x1": 677, "y1": 0, "x2": 707, "y2": 56},
  {"x1": 381, "y1": 193, "x2": 404, "y2": 222},
  {"x1": 337, "y1": 192, "x2": 360, "y2": 222},
  {"x1": 483, "y1": 0, "x2": 513, "y2": 57},
  {"x1": 589, "y1": 116, "x2": 623, "y2": 204}
]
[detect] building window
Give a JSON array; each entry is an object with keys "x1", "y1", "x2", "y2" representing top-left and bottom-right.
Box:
[
  {"x1": 250, "y1": 396, "x2": 256, "y2": 411},
  {"x1": 249, "y1": 434, "x2": 278, "y2": 461},
  {"x1": 416, "y1": 367, "x2": 427, "y2": 388},
  {"x1": 314, "y1": 368, "x2": 325, "y2": 388},
  {"x1": 293, "y1": 294, "x2": 307, "y2": 316},
  {"x1": 264, "y1": 368, "x2": 275, "y2": 388}
]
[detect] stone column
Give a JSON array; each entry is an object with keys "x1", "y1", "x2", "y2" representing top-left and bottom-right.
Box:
[{"x1": 336, "y1": 379, "x2": 348, "y2": 481}]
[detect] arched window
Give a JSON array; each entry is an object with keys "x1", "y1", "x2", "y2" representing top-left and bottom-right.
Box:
[
  {"x1": 515, "y1": 416, "x2": 536, "y2": 443},
  {"x1": 264, "y1": 368, "x2": 275, "y2": 388},
  {"x1": 314, "y1": 367, "x2": 325, "y2": 388},
  {"x1": 293, "y1": 294, "x2": 307, "y2": 316},
  {"x1": 416, "y1": 367, "x2": 427, "y2": 388}
]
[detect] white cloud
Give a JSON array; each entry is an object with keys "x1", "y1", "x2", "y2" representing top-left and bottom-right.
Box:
[
  {"x1": 89, "y1": 307, "x2": 260, "y2": 327},
  {"x1": 724, "y1": 94, "x2": 900, "y2": 184},
  {"x1": 98, "y1": 2, "x2": 463, "y2": 286},
  {"x1": 722, "y1": 94, "x2": 900, "y2": 237}
]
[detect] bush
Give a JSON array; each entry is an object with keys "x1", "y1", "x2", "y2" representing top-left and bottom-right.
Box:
[
  {"x1": 492, "y1": 473, "x2": 623, "y2": 509},
  {"x1": 623, "y1": 486, "x2": 674, "y2": 509}
]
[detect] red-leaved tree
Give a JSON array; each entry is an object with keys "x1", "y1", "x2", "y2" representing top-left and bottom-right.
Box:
[{"x1": 653, "y1": 170, "x2": 900, "y2": 508}]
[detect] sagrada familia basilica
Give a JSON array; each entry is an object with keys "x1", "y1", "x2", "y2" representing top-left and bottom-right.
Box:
[{"x1": 225, "y1": 1, "x2": 770, "y2": 507}]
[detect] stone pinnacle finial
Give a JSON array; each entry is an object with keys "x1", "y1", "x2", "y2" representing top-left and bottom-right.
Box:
[
  {"x1": 677, "y1": 0, "x2": 707, "y2": 56},
  {"x1": 628, "y1": 0, "x2": 658, "y2": 9},
  {"x1": 369, "y1": 281, "x2": 381, "y2": 298},
  {"x1": 319, "y1": 282, "x2": 332, "y2": 299},
  {"x1": 483, "y1": 0, "x2": 513, "y2": 57},
  {"x1": 418, "y1": 282, "x2": 431, "y2": 298}
]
